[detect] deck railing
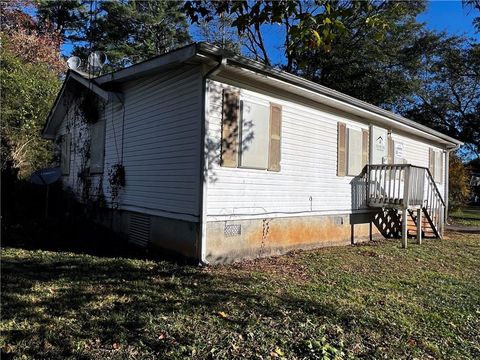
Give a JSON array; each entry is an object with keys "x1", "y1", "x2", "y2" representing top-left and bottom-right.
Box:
[{"x1": 367, "y1": 164, "x2": 445, "y2": 236}]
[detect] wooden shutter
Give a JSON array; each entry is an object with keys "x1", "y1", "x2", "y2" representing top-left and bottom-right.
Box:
[
  {"x1": 437, "y1": 152, "x2": 443, "y2": 184},
  {"x1": 268, "y1": 104, "x2": 282, "y2": 171},
  {"x1": 428, "y1": 148, "x2": 435, "y2": 176},
  {"x1": 61, "y1": 134, "x2": 71, "y2": 175},
  {"x1": 362, "y1": 129, "x2": 369, "y2": 168},
  {"x1": 387, "y1": 133, "x2": 394, "y2": 164},
  {"x1": 90, "y1": 120, "x2": 105, "y2": 174},
  {"x1": 337, "y1": 122, "x2": 347, "y2": 176},
  {"x1": 221, "y1": 89, "x2": 240, "y2": 167}
]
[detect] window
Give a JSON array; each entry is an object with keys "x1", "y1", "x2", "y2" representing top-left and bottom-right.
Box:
[
  {"x1": 429, "y1": 149, "x2": 443, "y2": 184},
  {"x1": 60, "y1": 133, "x2": 71, "y2": 175},
  {"x1": 90, "y1": 119, "x2": 105, "y2": 174},
  {"x1": 337, "y1": 122, "x2": 369, "y2": 176},
  {"x1": 221, "y1": 89, "x2": 281, "y2": 171},
  {"x1": 347, "y1": 128, "x2": 362, "y2": 175},
  {"x1": 240, "y1": 100, "x2": 270, "y2": 169}
]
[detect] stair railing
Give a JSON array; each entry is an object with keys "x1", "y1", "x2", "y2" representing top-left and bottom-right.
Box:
[
  {"x1": 424, "y1": 167, "x2": 446, "y2": 237},
  {"x1": 367, "y1": 164, "x2": 445, "y2": 238}
]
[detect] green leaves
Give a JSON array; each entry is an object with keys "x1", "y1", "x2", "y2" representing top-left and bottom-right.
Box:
[{"x1": 0, "y1": 46, "x2": 60, "y2": 177}]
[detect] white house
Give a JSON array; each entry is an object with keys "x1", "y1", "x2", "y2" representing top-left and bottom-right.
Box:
[{"x1": 43, "y1": 43, "x2": 462, "y2": 264}]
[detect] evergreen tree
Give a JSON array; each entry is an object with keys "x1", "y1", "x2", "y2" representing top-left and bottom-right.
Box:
[
  {"x1": 88, "y1": 0, "x2": 191, "y2": 70},
  {"x1": 37, "y1": 0, "x2": 191, "y2": 71}
]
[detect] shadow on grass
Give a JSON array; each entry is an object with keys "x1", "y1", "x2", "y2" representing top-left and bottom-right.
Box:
[
  {"x1": 0, "y1": 242, "x2": 357, "y2": 359},
  {"x1": 2, "y1": 215, "x2": 182, "y2": 263}
]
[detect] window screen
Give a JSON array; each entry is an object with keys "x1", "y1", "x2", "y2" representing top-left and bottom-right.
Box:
[
  {"x1": 240, "y1": 100, "x2": 270, "y2": 169},
  {"x1": 347, "y1": 128, "x2": 362, "y2": 175}
]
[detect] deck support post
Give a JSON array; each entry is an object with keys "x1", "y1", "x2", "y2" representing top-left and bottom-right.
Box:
[
  {"x1": 402, "y1": 208, "x2": 408, "y2": 249},
  {"x1": 416, "y1": 208, "x2": 422, "y2": 244}
]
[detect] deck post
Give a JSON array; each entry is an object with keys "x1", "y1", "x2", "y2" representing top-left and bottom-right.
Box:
[
  {"x1": 416, "y1": 208, "x2": 422, "y2": 244},
  {"x1": 402, "y1": 208, "x2": 408, "y2": 249}
]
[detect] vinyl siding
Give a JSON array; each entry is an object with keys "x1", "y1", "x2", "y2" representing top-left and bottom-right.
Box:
[
  {"x1": 103, "y1": 65, "x2": 203, "y2": 220},
  {"x1": 391, "y1": 133, "x2": 446, "y2": 201},
  {"x1": 57, "y1": 104, "x2": 104, "y2": 201},
  {"x1": 56, "y1": 64, "x2": 203, "y2": 221},
  {"x1": 205, "y1": 79, "x2": 448, "y2": 221}
]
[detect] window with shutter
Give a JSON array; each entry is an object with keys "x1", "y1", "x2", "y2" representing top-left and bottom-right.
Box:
[
  {"x1": 239, "y1": 100, "x2": 270, "y2": 169},
  {"x1": 221, "y1": 89, "x2": 240, "y2": 167},
  {"x1": 90, "y1": 119, "x2": 105, "y2": 174},
  {"x1": 337, "y1": 122, "x2": 347, "y2": 176},
  {"x1": 60, "y1": 134, "x2": 71, "y2": 175},
  {"x1": 268, "y1": 104, "x2": 282, "y2": 171}
]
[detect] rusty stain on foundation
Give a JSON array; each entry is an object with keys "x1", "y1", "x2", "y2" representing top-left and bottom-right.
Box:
[{"x1": 206, "y1": 214, "x2": 382, "y2": 264}]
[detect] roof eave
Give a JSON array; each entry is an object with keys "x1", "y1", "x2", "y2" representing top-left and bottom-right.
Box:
[
  {"x1": 196, "y1": 42, "x2": 463, "y2": 148},
  {"x1": 95, "y1": 43, "x2": 199, "y2": 86}
]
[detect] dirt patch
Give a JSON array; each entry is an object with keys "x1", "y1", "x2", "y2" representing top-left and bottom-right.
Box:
[{"x1": 212, "y1": 252, "x2": 314, "y2": 282}]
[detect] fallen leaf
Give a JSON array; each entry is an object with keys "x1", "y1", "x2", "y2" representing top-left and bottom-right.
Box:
[{"x1": 217, "y1": 311, "x2": 228, "y2": 318}]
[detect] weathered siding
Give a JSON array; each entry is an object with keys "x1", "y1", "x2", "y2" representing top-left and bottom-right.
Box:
[
  {"x1": 57, "y1": 104, "x2": 104, "y2": 202},
  {"x1": 56, "y1": 64, "x2": 203, "y2": 222},
  {"x1": 205, "y1": 79, "x2": 448, "y2": 221}
]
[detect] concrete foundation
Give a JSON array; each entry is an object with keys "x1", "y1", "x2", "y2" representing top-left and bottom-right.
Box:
[
  {"x1": 205, "y1": 212, "x2": 382, "y2": 264},
  {"x1": 95, "y1": 208, "x2": 199, "y2": 259}
]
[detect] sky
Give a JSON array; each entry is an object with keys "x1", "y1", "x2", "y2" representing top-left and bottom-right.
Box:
[
  {"x1": 418, "y1": 0, "x2": 478, "y2": 38},
  {"x1": 62, "y1": 1, "x2": 479, "y2": 59},
  {"x1": 255, "y1": 0, "x2": 480, "y2": 66}
]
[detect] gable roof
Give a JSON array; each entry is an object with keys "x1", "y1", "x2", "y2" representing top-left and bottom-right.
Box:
[
  {"x1": 42, "y1": 70, "x2": 122, "y2": 139},
  {"x1": 43, "y1": 42, "x2": 462, "y2": 148}
]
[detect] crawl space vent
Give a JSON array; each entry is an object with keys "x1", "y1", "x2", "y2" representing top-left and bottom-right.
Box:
[
  {"x1": 224, "y1": 224, "x2": 241, "y2": 237},
  {"x1": 129, "y1": 213, "x2": 151, "y2": 247}
]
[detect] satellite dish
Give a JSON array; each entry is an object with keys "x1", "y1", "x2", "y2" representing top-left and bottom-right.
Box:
[
  {"x1": 88, "y1": 51, "x2": 107, "y2": 70},
  {"x1": 29, "y1": 167, "x2": 62, "y2": 185},
  {"x1": 66, "y1": 56, "x2": 82, "y2": 70}
]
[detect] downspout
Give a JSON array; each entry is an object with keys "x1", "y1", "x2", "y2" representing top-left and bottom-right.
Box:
[{"x1": 197, "y1": 56, "x2": 227, "y2": 266}]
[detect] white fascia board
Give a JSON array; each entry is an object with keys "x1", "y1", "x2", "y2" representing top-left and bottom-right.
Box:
[{"x1": 95, "y1": 44, "x2": 198, "y2": 85}]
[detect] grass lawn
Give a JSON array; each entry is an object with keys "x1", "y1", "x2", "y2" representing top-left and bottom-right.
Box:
[
  {"x1": 449, "y1": 206, "x2": 480, "y2": 227},
  {"x1": 1, "y1": 232, "x2": 480, "y2": 359}
]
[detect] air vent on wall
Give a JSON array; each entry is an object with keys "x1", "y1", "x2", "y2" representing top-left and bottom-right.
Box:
[
  {"x1": 225, "y1": 224, "x2": 241, "y2": 237},
  {"x1": 129, "y1": 213, "x2": 151, "y2": 247}
]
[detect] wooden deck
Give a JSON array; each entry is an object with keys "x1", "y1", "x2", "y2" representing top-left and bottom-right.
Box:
[{"x1": 366, "y1": 164, "x2": 445, "y2": 247}]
